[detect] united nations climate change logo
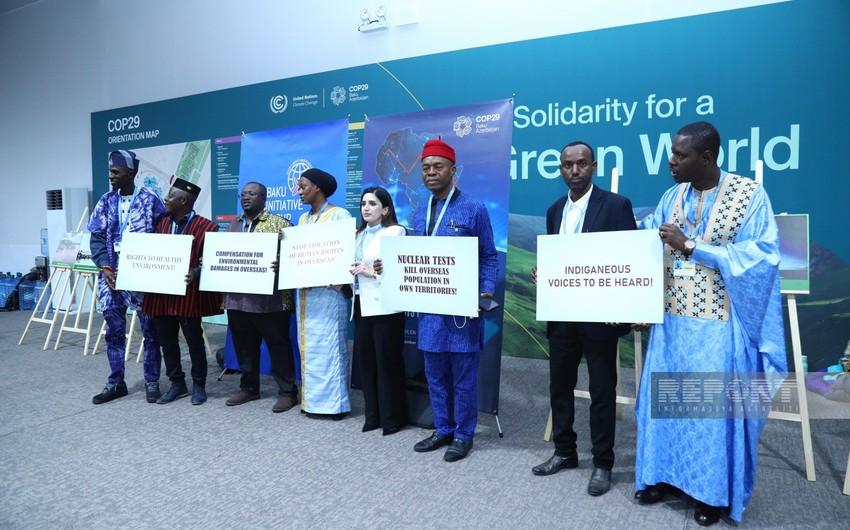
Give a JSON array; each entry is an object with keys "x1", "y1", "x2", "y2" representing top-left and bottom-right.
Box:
[
  {"x1": 287, "y1": 159, "x2": 312, "y2": 195},
  {"x1": 331, "y1": 86, "x2": 346, "y2": 106},
  {"x1": 270, "y1": 94, "x2": 288, "y2": 114},
  {"x1": 453, "y1": 115, "x2": 472, "y2": 138}
]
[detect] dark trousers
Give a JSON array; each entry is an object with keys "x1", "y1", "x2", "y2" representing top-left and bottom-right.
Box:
[
  {"x1": 548, "y1": 321, "x2": 618, "y2": 470},
  {"x1": 354, "y1": 297, "x2": 407, "y2": 429},
  {"x1": 153, "y1": 315, "x2": 207, "y2": 384},
  {"x1": 228, "y1": 309, "x2": 296, "y2": 396}
]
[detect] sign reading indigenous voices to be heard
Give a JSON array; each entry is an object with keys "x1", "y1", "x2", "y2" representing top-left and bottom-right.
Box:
[
  {"x1": 114, "y1": 232, "x2": 193, "y2": 296},
  {"x1": 278, "y1": 217, "x2": 355, "y2": 289},
  {"x1": 380, "y1": 236, "x2": 479, "y2": 318},
  {"x1": 536, "y1": 229, "x2": 664, "y2": 324},
  {"x1": 200, "y1": 232, "x2": 279, "y2": 295}
]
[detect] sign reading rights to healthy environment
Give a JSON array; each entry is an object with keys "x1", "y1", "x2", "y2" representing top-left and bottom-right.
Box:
[
  {"x1": 279, "y1": 217, "x2": 355, "y2": 289},
  {"x1": 536, "y1": 230, "x2": 664, "y2": 323},
  {"x1": 380, "y1": 236, "x2": 479, "y2": 318},
  {"x1": 115, "y1": 233, "x2": 193, "y2": 295},
  {"x1": 200, "y1": 232, "x2": 279, "y2": 295}
]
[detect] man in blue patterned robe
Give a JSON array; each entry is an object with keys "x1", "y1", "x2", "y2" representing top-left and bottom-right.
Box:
[
  {"x1": 633, "y1": 122, "x2": 787, "y2": 526},
  {"x1": 88, "y1": 150, "x2": 166, "y2": 404}
]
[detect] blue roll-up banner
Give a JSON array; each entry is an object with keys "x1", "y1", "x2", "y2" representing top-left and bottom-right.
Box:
[{"x1": 362, "y1": 98, "x2": 513, "y2": 415}]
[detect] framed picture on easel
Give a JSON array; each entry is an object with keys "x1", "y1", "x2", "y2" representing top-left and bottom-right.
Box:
[{"x1": 775, "y1": 214, "x2": 809, "y2": 294}]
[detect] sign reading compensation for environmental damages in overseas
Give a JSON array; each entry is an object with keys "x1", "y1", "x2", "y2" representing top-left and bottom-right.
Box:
[
  {"x1": 278, "y1": 217, "x2": 355, "y2": 289},
  {"x1": 536, "y1": 230, "x2": 664, "y2": 324},
  {"x1": 380, "y1": 236, "x2": 479, "y2": 318},
  {"x1": 200, "y1": 232, "x2": 279, "y2": 295},
  {"x1": 115, "y1": 233, "x2": 193, "y2": 295}
]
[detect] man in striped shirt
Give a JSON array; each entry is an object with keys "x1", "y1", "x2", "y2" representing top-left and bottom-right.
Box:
[{"x1": 142, "y1": 178, "x2": 222, "y2": 405}]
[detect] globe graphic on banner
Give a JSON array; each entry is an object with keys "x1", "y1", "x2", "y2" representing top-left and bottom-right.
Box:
[{"x1": 287, "y1": 159, "x2": 312, "y2": 194}]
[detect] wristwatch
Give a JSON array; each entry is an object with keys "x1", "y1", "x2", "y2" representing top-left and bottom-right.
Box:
[{"x1": 683, "y1": 239, "x2": 696, "y2": 256}]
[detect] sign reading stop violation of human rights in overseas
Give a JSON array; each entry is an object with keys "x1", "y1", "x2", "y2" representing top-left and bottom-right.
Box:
[
  {"x1": 200, "y1": 231, "x2": 279, "y2": 295},
  {"x1": 114, "y1": 232, "x2": 193, "y2": 295},
  {"x1": 536, "y1": 229, "x2": 664, "y2": 323},
  {"x1": 278, "y1": 217, "x2": 356, "y2": 289},
  {"x1": 380, "y1": 236, "x2": 479, "y2": 318}
]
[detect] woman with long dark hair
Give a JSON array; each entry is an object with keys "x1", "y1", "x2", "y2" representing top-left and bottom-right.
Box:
[{"x1": 350, "y1": 186, "x2": 408, "y2": 435}]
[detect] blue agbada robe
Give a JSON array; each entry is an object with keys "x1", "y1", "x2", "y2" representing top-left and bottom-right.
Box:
[
  {"x1": 635, "y1": 171, "x2": 787, "y2": 522},
  {"x1": 87, "y1": 187, "x2": 166, "y2": 310}
]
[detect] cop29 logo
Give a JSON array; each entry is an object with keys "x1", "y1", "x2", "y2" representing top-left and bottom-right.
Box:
[
  {"x1": 331, "y1": 86, "x2": 346, "y2": 106},
  {"x1": 453, "y1": 115, "x2": 473, "y2": 138},
  {"x1": 270, "y1": 95, "x2": 288, "y2": 114}
]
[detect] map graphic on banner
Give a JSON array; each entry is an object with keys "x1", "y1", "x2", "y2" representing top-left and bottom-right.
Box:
[
  {"x1": 131, "y1": 140, "x2": 212, "y2": 219},
  {"x1": 238, "y1": 119, "x2": 349, "y2": 222},
  {"x1": 363, "y1": 99, "x2": 513, "y2": 415}
]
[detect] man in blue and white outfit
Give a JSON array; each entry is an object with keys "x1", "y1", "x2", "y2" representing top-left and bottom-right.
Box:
[
  {"x1": 88, "y1": 150, "x2": 166, "y2": 405},
  {"x1": 409, "y1": 139, "x2": 498, "y2": 462},
  {"x1": 633, "y1": 122, "x2": 787, "y2": 526}
]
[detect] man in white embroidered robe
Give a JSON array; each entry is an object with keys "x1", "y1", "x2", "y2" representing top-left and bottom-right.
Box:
[{"x1": 633, "y1": 122, "x2": 787, "y2": 526}]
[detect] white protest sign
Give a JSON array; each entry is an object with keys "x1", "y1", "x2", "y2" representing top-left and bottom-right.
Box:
[
  {"x1": 200, "y1": 231, "x2": 279, "y2": 295},
  {"x1": 279, "y1": 217, "x2": 355, "y2": 289},
  {"x1": 115, "y1": 232, "x2": 193, "y2": 295},
  {"x1": 536, "y1": 229, "x2": 663, "y2": 323},
  {"x1": 380, "y1": 236, "x2": 478, "y2": 318}
]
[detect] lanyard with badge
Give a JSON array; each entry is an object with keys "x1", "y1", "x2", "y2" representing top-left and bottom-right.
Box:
[
  {"x1": 671, "y1": 184, "x2": 714, "y2": 279},
  {"x1": 114, "y1": 187, "x2": 140, "y2": 253},
  {"x1": 425, "y1": 187, "x2": 455, "y2": 236}
]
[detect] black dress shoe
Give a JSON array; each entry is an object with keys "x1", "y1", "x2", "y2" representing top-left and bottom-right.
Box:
[
  {"x1": 92, "y1": 382, "x2": 128, "y2": 405},
  {"x1": 532, "y1": 453, "x2": 578, "y2": 476},
  {"x1": 144, "y1": 381, "x2": 160, "y2": 404},
  {"x1": 694, "y1": 502, "x2": 721, "y2": 526},
  {"x1": 635, "y1": 484, "x2": 666, "y2": 505},
  {"x1": 587, "y1": 467, "x2": 612, "y2": 496},
  {"x1": 382, "y1": 426, "x2": 402, "y2": 436},
  {"x1": 443, "y1": 438, "x2": 473, "y2": 462},
  {"x1": 157, "y1": 381, "x2": 189, "y2": 404},
  {"x1": 414, "y1": 432, "x2": 453, "y2": 453},
  {"x1": 362, "y1": 422, "x2": 380, "y2": 433}
]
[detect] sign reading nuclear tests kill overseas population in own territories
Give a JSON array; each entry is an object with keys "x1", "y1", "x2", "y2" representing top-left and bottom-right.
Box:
[
  {"x1": 278, "y1": 217, "x2": 356, "y2": 289},
  {"x1": 380, "y1": 236, "x2": 479, "y2": 318},
  {"x1": 536, "y1": 230, "x2": 664, "y2": 324},
  {"x1": 115, "y1": 233, "x2": 193, "y2": 296},
  {"x1": 200, "y1": 232, "x2": 279, "y2": 295}
]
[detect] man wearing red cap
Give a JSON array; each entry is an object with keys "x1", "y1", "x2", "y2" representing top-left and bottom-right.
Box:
[{"x1": 407, "y1": 138, "x2": 498, "y2": 462}]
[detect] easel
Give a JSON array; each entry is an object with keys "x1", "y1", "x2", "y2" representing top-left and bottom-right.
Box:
[
  {"x1": 18, "y1": 263, "x2": 73, "y2": 349},
  {"x1": 53, "y1": 268, "x2": 98, "y2": 354},
  {"x1": 19, "y1": 209, "x2": 90, "y2": 350},
  {"x1": 543, "y1": 167, "x2": 643, "y2": 441},
  {"x1": 768, "y1": 292, "x2": 816, "y2": 481}
]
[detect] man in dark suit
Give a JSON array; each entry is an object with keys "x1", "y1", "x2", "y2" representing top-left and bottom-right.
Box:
[{"x1": 530, "y1": 141, "x2": 636, "y2": 496}]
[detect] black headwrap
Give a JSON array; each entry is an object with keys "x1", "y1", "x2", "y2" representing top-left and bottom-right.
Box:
[{"x1": 301, "y1": 168, "x2": 337, "y2": 197}]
